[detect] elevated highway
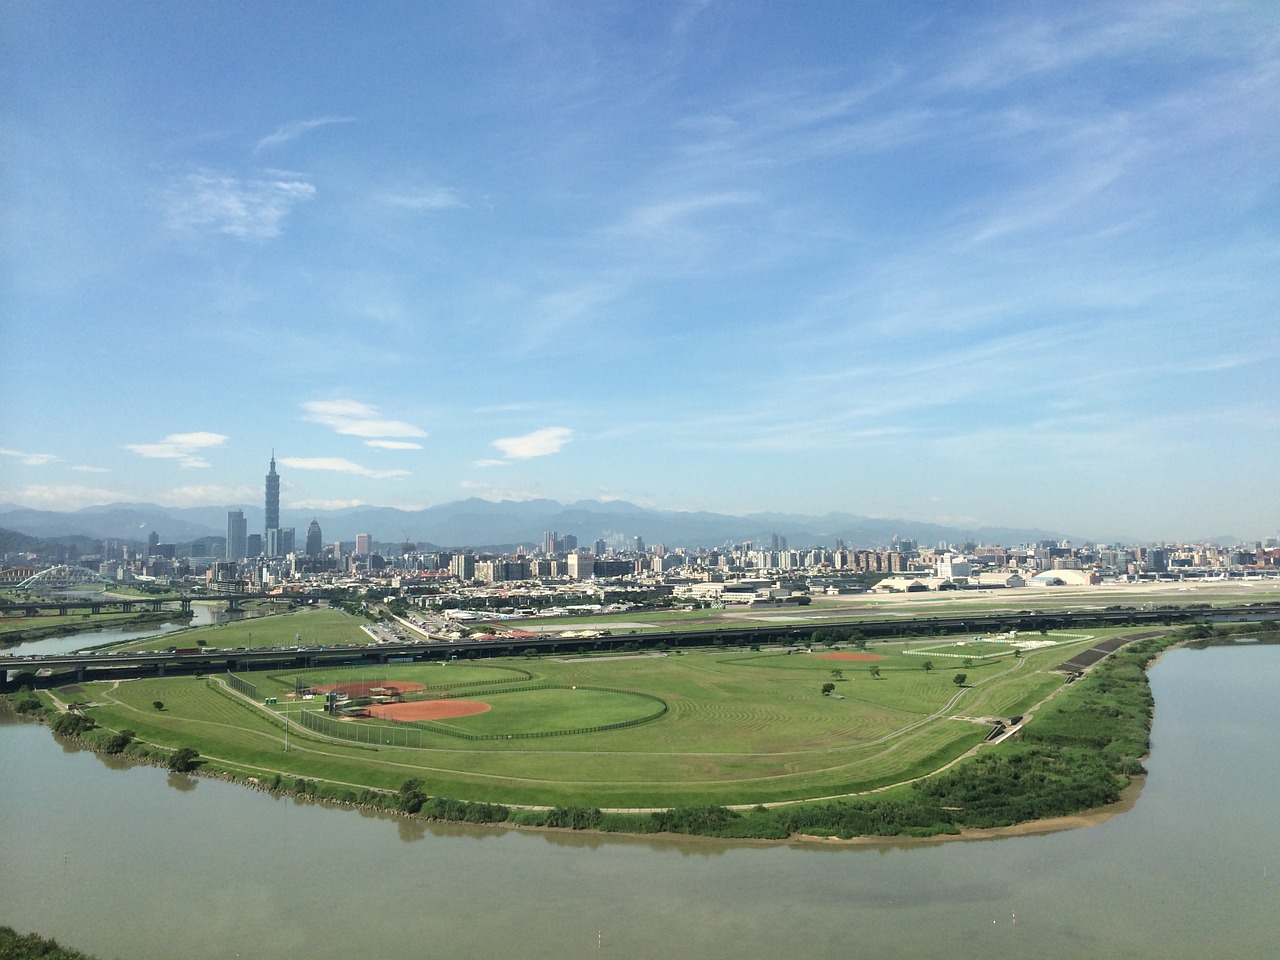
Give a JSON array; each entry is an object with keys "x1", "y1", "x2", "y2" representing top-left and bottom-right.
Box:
[{"x1": 3, "y1": 602, "x2": 1276, "y2": 688}]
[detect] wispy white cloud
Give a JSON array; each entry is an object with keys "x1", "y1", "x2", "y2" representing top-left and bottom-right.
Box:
[
  {"x1": 472, "y1": 459, "x2": 509, "y2": 468},
  {"x1": 287, "y1": 498, "x2": 369, "y2": 510},
  {"x1": 124, "y1": 432, "x2": 227, "y2": 469},
  {"x1": 377, "y1": 187, "x2": 467, "y2": 211},
  {"x1": 279, "y1": 457, "x2": 410, "y2": 479},
  {"x1": 0, "y1": 448, "x2": 60, "y2": 466},
  {"x1": 621, "y1": 191, "x2": 759, "y2": 235},
  {"x1": 365, "y1": 440, "x2": 424, "y2": 450},
  {"x1": 302, "y1": 399, "x2": 427, "y2": 439},
  {"x1": 254, "y1": 116, "x2": 355, "y2": 153},
  {"x1": 157, "y1": 484, "x2": 256, "y2": 507},
  {"x1": 72, "y1": 465, "x2": 109, "y2": 474},
  {"x1": 492, "y1": 427, "x2": 573, "y2": 459},
  {"x1": 166, "y1": 170, "x2": 315, "y2": 238},
  {"x1": 459, "y1": 480, "x2": 542, "y2": 501},
  {"x1": 0, "y1": 484, "x2": 130, "y2": 510}
]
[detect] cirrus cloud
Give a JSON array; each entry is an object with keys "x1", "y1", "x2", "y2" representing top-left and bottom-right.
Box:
[
  {"x1": 124, "y1": 432, "x2": 227, "y2": 469},
  {"x1": 491, "y1": 427, "x2": 573, "y2": 459},
  {"x1": 278, "y1": 457, "x2": 410, "y2": 479},
  {"x1": 254, "y1": 116, "x2": 355, "y2": 153},
  {"x1": 302, "y1": 399, "x2": 427, "y2": 442},
  {"x1": 167, "y1": 170, "x2": 315, "y2": 239},
  {"x1": 0, "y1": 448, "x2": 60, "y2": 466}
]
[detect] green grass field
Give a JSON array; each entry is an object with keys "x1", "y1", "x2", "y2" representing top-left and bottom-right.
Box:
[
  {"x1": 113, "y1": 606, "x2": 371, "y2": 651},
  {"x1": 71, "y1": 627, "x2": 1120, "y2": 808}
]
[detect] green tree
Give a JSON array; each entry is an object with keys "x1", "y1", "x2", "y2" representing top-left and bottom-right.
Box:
[
  {"x1": 821, "y1": 682, "x2": 836, "y2": 696},
  {"x1": 953, "y1": 673, "x2": 967, "y2": 687},
  {"x1": 51, "y1": 713, "x2": 95, "y2": 737},
  {"x1": 168, "y1": 747, "x2": 200, "y2": 772},
  {"x1": 829, "y1": 668, "x2": 844, "y2": 680},
  {"x1": 523, "y1": 648, "x2": 539, "y2": 659},
  {"x1": 103, "y1": 729, "x2": 134, "y2": 754},
  {"x1": 152, "y1": 700, "x2": 165, "y2": 711},
  {"x1": 921, "y1": 660, "x2": 934, "y2": 672},
  {"x1": 868, "y1": 664, "x2": 882, "y2": 679}
]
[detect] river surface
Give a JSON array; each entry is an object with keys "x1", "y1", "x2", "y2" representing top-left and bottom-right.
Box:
[
  {"x1": 2, "y1": 644, "x2": 1277, "y2": 959},
  {"x1": 4, "y1": 601, "x2": 263, "y2": 658}
]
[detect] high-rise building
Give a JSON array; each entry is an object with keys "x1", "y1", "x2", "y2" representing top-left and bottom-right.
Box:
[
  {"x1": 264, "y1": 452, "x2": 281, "y2": 556},
  {"x1": 305, "y1": 519, "x2": 323, "y2": 558},
  {"x1": 355, "y1": 533, "x2": 373, "y2": 557},
  {"x1": 226, "y1": 510, "x2": 247, "y2": 560},
  {"x1": 265, "y1": 450, "x2": 280, "y2": 525}
]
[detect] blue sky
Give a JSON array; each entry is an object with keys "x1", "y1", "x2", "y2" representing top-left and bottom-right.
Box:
[{"x1": 2, "y1": 1, "x2": 1277, "y2": 542}]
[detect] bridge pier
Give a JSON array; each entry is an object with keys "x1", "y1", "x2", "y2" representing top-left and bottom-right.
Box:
[
  {"x1": 229, "y1": 597, "x2": 242, "y2": 612},
  {"x1": 180, "y1": 598, "x2": 192, "y2": 612},
  {"x1": 151, "y1": 600, "x2": 162, "y2": 612}
]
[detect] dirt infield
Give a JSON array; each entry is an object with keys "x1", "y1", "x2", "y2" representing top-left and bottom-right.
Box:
[
  {"x1": 367, "y1": 699, "x2": 491, "y2": 721},
  {"x1": 817, "y1": 652, "x2": 884, "y2": 661},
  {"x1": 313, "y1": 680, "x2": 427, "y2": 697}
]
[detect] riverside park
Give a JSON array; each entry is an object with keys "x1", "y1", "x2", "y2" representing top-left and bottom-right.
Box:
[
  {"x1": 32, "y1": 616, "x2": 1160, "y2": 809},
  {"x1": 12, "y1": 584, "x2": 1279, "y2": 838}
]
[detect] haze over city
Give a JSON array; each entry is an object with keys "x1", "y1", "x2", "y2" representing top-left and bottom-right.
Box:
[{"x1": 2, "y1": 1, "x2": 1277, "y2": 543}]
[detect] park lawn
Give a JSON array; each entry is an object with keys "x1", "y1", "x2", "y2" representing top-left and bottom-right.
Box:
[
  {"x1": 416, "y1": 686, "x2": 658, "y2": 736},
  {"x1": 69, "y1": 635, "x2": 1109, "y2": 808}
]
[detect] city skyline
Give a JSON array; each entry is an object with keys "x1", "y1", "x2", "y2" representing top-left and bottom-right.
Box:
[{"x1": 2, "y1": 2, "x2": 1277, "y2": 542}]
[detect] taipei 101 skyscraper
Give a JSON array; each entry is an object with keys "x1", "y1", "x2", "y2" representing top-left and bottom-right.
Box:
[{"x1": 265, "y1": 452, "x2": 280, "y2": 542}]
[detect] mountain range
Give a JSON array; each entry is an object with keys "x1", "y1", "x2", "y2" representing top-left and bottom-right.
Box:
[{"x1": 0, "y1": 499, "x2": 1069, "y2": 552}]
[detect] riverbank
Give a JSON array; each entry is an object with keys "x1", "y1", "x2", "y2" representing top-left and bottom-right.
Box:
[{"x1": 790, "y1": 776, "x2": 1146, "y2": 846}]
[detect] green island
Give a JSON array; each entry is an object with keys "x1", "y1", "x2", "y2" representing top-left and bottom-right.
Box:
[{"x1": 9, "y1": 606, "x2": 1275, "y2": 841}]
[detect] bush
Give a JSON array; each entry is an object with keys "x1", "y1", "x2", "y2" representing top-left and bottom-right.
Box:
[
  {"x1": 168, "y1": 747, "x2": 200, "y2": 772},
  {"x1": 51, "y1": 713, "x2": 95, "y2": 737}
]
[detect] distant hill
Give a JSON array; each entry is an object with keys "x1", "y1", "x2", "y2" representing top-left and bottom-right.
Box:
[{"x1": 0, "y1": 499, "x2": 1069, "y2": 551}]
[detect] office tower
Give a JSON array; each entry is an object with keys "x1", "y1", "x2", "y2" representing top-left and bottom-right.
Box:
[
  {"x1": 264, "y1": 452, "x2": 282, "y2": 556},
  {"x1": 305, "y1": 519, "x2": 322, "y2": 558},
  {"x1": 227, "y1": 510, "x2": 247, "y2": 560},
  {"x1": 355, "y1": 533, "x2": 373, "y2": 556}
]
